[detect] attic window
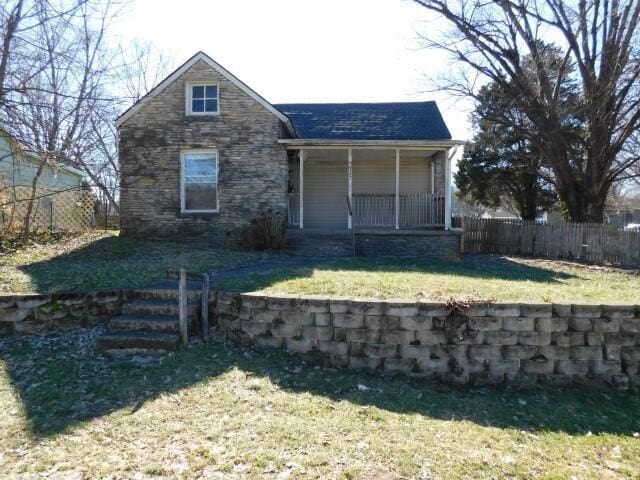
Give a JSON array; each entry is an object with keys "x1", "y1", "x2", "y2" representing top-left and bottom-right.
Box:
[{"x1": 186, "y1": 83, "x2": 218, "y2": 115}]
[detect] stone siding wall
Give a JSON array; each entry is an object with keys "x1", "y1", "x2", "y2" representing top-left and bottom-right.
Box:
[
  {"x1": 119, "y1": 59, "x2": 288, "y2": 242},
  {"x1": 213, "y1": 293, "x2": 640, "y2": 391},
  {"x1": 356, "y1": 231, "x2": 461, "y2": 258},
  {"x1": 0, "y1": 291, "x2": 125, "y2": 336}
]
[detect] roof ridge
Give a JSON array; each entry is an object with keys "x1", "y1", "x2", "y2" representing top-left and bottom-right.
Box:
[{"x1": 274, "y1": 100, "x2": 437, "y2": 106}]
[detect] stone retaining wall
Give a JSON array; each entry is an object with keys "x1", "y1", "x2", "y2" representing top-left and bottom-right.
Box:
[
  {"x1": 0, "y1": 291, "x2": 125, "y2": 336},
  {"x1": 213, "y1": 292, "x2": 640, "y2": 391}
]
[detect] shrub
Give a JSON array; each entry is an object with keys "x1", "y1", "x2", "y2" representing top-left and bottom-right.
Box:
[{"x1": 239, "y1": 211, "x2": 287, "y2": 251}]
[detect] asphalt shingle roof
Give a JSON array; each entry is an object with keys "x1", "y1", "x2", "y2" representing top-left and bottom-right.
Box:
[{"x1": 274, "y1": 101, "x2": 451, "y2": 141}]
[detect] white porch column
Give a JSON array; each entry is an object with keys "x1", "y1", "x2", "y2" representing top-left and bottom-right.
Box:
[
  {"x1": 299, "y1": 149, "x2": 304, "y2": 229},
  {"x1": 431, "y1": 157, "x2": 436, "y2": 194},
  {"x1": 444, "y1": 149, "x2": 452, "y2": 230},
  {"x1": 395, "y1": 149, "x2": 400, "y2": 230},
  {"x1": 347, "y1": 148, "x2": 353, "y2": 230}
]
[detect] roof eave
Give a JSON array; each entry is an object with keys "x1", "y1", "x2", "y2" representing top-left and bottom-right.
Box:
[{"x1": 277, "y1": 138, "x2": 465, "y2": 148}]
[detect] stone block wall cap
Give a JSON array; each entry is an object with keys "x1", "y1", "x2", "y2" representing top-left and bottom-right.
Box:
[
  {"x1": 297, "y1": 294, "x2": 332, "y2": 301},
  {"x1": 350, "y1": 297, "x2": 387, "y2": 304},
  {"x1": 0, "y1": 293, "x2": 49, "y2": 300},
  {"x1": 266, "y1": 293, "x2": 301, "y2": 299},
  {"x1": 386, "y1": 300, "x2": 422, "y2": 306}
]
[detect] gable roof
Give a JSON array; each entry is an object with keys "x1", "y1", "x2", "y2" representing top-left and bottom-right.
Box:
[
  {"x1": 115, "y1": 51, "x2": 294, "y2": 134},
  {"x1": 274, "y1": 101, "x2": 452, "y2": 141}
]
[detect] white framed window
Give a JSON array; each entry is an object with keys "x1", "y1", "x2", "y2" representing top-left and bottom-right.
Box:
[
  {"x1": 185, "y1": 82, "x2": 219, "y2": 115},
  {"x1": 180, "y1": 150, "x2": 219, "y2": 213}
]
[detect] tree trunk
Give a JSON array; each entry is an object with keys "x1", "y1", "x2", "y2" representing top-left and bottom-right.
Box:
[
  {"x1": 21, "y1": 162, "x2": 45, "y2": 237},
  {"x1": 556, "y1": 182, "x2": 608, "y2": 223}
]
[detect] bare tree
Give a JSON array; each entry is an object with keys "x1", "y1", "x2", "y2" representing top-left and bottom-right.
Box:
[
  {"x1": 1, "y1": 1, "x2": 172, "y2": 234},
  {"x1": 414, "y1": 0, "x2": 640, "y2": 223}
]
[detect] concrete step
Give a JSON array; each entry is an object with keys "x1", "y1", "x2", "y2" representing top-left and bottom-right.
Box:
[
  {"x1": 96, "y1": 331, "x2": 180, "y2": 352},
  {"x1": 131, "y1": 288, "x2": 202, "y2": 302},
  {"x1": 108, "y1": 314, "x2": 185, "y2": 333},
  {"x1": 122, "y1": 299, "x2": 199, "y2": 319}
]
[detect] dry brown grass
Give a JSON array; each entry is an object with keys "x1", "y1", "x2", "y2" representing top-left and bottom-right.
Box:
[{"x1": 0, "y1": 328, "x2": 638, "y2": 479}]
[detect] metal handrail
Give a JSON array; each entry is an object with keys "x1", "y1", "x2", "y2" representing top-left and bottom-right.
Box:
[
  {"x1": 166, "y1": 268, "x2": 210, "y2": 345},
  {"x1": 346, "y1": 196, "x2": 356, "y2": 257}
]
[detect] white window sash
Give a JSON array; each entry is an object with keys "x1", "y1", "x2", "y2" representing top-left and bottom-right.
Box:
[
  {"x1": 185, "y1": 82, "x2": 220, "y2": 116},
  {"x1": 180, "y1": 150, "x2": 219, "y2": 213}
]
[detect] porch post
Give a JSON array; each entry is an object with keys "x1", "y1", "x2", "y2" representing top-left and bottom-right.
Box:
[
  {"x1": 299, "y1": 149, "x2": 304, "y2": 229},
  {"x1": 444, "y1": 149, "x2": 452, "y2": 230},
  {"x1": 347, "y1": 148, "x2": 353, "y2": 230},
  {"x1": 395, "y1": 149, "x2": 400, "y2": 230},
  {"x1": 431, "y1": 157, "x2": 435, "y2": 194}
]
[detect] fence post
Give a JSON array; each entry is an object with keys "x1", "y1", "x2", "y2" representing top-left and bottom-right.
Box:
[
  {"x1": 201, "y1": 273, "x2": 210, "y2": 342},
  {"x1": 103, "y1": 198, "x2": 110, "y2": 232},
  {"x1": 178, "y1": 268, "x2": 188, "y2": 347},
  {"x1": 580, "y1": 227, "x2": 588, "y2": 262}
]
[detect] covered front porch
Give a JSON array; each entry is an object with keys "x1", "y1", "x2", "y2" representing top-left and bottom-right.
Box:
[{"x1": 282, "y1": 141, "x2": 455, "y2": 231}]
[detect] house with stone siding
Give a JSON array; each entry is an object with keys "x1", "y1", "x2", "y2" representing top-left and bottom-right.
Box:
[{"x1": 117, "y1": 51, "x2": 462, "y2": 255}]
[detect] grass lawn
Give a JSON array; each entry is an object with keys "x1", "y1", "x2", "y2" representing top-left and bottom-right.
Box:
[
  {"x1": 220, "y1": 255, "x2": 640, "y2": 303},
  {"x1": 0, "y1": 328, "x2": 638, "y2": 479},
  {"x1": 0, "y1": 231, "x2": 273, "y2": 294}
]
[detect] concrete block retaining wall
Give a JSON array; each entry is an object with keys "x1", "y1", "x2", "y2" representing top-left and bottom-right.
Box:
[
  {"x1": 0, "y1": 291, "x2": 125, "y2": 336},
  {"x1": 213, "y1": 292, "x2": 640, "y2": 390}
]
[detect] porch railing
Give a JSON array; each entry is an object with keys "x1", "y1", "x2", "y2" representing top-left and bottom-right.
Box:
[
  {"x1": 353, "y1": 193, "x2": 445, "y2": 228},
  {"x1": 288, "y1": 193, "x2": 300, "y2": 226}
]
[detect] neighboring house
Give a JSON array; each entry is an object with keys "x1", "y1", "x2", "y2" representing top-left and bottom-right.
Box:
[
  {"x1": 480, "y1": 208, "x2": 520, "y2": 220},
  {"x1": 0, "y1": 126, "x2": 92, "y2": 231},
  {"x1": 117, "y1": 51, "x2": 461, "y2": 247},
  {"x1": 605, "y1": 197, "x2": 640, "y2": 226}
]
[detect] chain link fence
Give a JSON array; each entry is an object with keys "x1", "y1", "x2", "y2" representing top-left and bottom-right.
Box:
[{"x1": 0, "y1": 185, "x2": 96, "y2": 232}]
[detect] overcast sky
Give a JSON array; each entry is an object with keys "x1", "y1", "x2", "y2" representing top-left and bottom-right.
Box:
[{"x1": 112, "y1": 0, "x2": 473, "y2": 141}]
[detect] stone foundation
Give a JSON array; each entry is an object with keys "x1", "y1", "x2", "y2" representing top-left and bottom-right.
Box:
[
  {"x1": 212, "y1": 292, "x2": 640, "y2": 391},
  {"x1": 0, "y1": 291, "x2": 125, "y2": 336},
  {"x1": 356, "y1": 230, "x2": 461, "y2": 258}
]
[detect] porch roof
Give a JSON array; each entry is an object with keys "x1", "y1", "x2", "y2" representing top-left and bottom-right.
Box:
[
  {"x1": 275, "y1": 102, "x2": 452, "y2": 141},
  {"x1": 277, "y1": 138, "x2": 463, "y2": 149}
]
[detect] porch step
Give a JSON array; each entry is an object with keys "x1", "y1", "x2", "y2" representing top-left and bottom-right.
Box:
[
  {"x1": 108, "y1": 314, "x2": 184, "y2": 333},
  {"x1": 96, "y1": 331, "x2": 180, "y2": 353}
]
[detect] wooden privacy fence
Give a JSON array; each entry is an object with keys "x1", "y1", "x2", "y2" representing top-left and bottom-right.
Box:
[{"x1": 459, "y1": 217, "x2": 640, "y2": 267}]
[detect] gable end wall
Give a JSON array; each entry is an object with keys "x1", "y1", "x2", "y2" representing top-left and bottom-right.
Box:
[{"x1": 118, "y1": 59, "x2": 288, "y2": 241}]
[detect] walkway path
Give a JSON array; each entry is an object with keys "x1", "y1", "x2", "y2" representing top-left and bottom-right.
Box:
[{"x1": 147, "y1": 255, "x2": 343, "y2": 291}]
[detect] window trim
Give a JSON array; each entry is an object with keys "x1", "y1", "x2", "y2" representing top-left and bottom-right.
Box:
[
  {"x1": 185, "y1": 81, "x2": 220, "y2": 116},
  {"x1": 180, "y1": 149, "x2": 219, "y2": 214}
]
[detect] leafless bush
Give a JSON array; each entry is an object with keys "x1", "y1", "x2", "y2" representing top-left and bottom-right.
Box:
[{"x1": 239, "y1": 211, "x2": 287, "y2": 251}]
